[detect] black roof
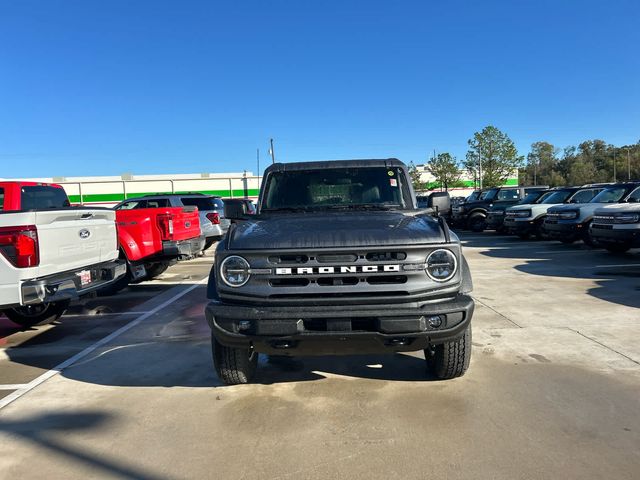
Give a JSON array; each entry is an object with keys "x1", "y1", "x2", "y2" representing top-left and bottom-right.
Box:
[{"x1": 264, "y1": 158, "x2": 406, "y2": 174}]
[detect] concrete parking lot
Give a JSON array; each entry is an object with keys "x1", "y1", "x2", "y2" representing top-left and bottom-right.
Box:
[{"x1": 0, "y1": 235, "x2": 638, "y2": 479}]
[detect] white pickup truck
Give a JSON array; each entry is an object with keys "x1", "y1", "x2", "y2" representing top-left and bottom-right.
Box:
[{"x1": 0, "y1": 181, "x2": 126, "y2": 327}]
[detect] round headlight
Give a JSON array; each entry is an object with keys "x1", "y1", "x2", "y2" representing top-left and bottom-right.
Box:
[
  {"x1": 425, "y1": 249, "x2": 457, "y2": 282},
  {"x1": 220, "y1": 255, "x2": 251, "y2": 287}
]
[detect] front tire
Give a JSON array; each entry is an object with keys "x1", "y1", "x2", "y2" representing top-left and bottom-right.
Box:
[
  {"x1": 3, "y1": 300, "x2": 70, "y2": 327},
  {"x1": 212, "y1": 335, "x2": 258, "y2": 385},
  {"x1": 425, "y1": 324, "x2": 472, "y2": 379},
  {"x1": 143, "y1": 262, "x2": 169, "y2": 280},
  {"x1": 467, "y1": 214, "x2": 486, "y2": 233}
]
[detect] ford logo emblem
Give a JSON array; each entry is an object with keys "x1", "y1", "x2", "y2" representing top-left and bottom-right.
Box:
[{"x1": 79, "y1": 229, "x2": 91, "y2": 239}]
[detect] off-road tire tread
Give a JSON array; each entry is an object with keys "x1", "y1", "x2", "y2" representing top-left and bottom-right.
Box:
[
  {"x1": 427, "y1": 325, "x2": 472, "y2": 379},
  {"x1": 212, "y1": 337, "x2": 257, "y2": 385}
]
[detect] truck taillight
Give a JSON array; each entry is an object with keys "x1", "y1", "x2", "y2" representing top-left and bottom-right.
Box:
[
  {"x1": 0, "y1": 225, "x2": 39, "y2": 268},
  {"x1": 206, "y1": 212, "x2": 220, "y2": 225},
  {"x1": 156, "y1": 214, "x2": 174, "y2": 240}
]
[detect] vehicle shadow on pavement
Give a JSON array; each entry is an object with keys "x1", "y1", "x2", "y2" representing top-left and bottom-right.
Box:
[
  {"x1": 255, "y1": 353, "x2": 435, "y2": 384},
  {"x1": 0, "y1": 412, "x2": 168, "y2": 480},
  {"x1": 461, "y1": 233, "x2": 640, "y2": 309}
]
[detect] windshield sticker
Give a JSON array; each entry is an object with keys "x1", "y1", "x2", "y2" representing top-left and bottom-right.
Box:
[
  {"x1": 390, "y1": 178, "x2": 398, "y2": 187},
  {"x1": 387, "y1": 170, "x2": 395, "y2": 176}
]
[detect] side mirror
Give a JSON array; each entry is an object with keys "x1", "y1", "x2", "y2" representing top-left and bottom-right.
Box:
[
  {"x1": 426, "y1": 192, "x2": 451, "y2": 216},
  {"x1": 224, "y1": 202, "x2": 247, "y2": 221}
]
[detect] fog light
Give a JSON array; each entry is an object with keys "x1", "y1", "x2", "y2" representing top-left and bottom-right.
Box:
[
  {"x1": 238, "y1": 320, "x2": 251, "y2": 331},
  {"x1": 427, "y1": 315, "x2": 443, "y2": 328}
]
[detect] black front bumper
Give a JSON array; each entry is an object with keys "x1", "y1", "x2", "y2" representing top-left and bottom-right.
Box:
[
  {"x1": 21, "y1": 260, "x2": 127, "y2": 306},
  {"x1": 504, "y1": 218, "x2": 536, "y2": 235},
  {"x1": 543, "y1": 220, "x2": 585, "y2": 240},
  {"x1": 205, "y1": 294, "x2": 474, "y2": 355},
  {"x1": 162, "y1": 235, "x2": 205, "y2": 258},
  {"x1": 590, "y1": 225, "x2": 640, "y2": 246},
  {"x1": 486, "y1": 214, "x2": 505, "y2": 230}
]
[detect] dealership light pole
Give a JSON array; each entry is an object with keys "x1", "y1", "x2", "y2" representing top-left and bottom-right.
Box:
[
  {"x1": 613, "y1": 147, "x2": 617, "y2": 182},
  {"x1": 627, "y1": 147, "x2": 631, "y2": 180},
  {"x1": 269, "y1": 138, "x2": 276, "y2": 164},
  {"x1": 257, "y1": 148, "x2": 260, "y2": 177}
]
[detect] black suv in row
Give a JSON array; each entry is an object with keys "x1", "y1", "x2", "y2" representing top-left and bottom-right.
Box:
[{"x1": 451, "y1": 186, "x2": 549, "y2": 232}]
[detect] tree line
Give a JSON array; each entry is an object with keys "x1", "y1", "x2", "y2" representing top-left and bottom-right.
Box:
[{"x1": 409, "y1": 125, "x2": 640, "y2": 191}]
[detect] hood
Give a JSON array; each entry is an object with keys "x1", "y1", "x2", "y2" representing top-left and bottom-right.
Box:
[
  {"x1": 593, "y1": 203, "x2": 640, "y2": 215},
  {"x1": 548, "y1": 202, "x2": 611, "y2": 215},
  {"x1": 228, "y1": 211, "x2": 446, "y2": 250}
]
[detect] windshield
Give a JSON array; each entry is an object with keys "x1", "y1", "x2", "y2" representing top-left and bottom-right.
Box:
[
  {"x1": 465, "y1": 191, "x2": 480, "y2": 202},
  {"x1": 181, "y1": 196, "x2": 219, "y2": 210},
  {"x1": 627, "y1": 187, "x2": 640, "y2": 203},
  {"x1": 540, "y1": 190, "x2": 573, "y2": 204},
  {"x1": 520, "y1": 192, "x2": 543, "y2": 204},
  {"x1": 479, "y1": 188, "x2": 498, "y2": 201},
  {"x1": 590, "y1": 187, "x2": 629, "y2": 203},
  {"x1": 262, "y1": 167, "x2": 408, "y2": 211}
]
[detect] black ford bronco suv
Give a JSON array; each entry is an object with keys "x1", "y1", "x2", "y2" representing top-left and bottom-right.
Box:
[{"x1": 205, "y1": 159, "x2": 474, "y2": 384}]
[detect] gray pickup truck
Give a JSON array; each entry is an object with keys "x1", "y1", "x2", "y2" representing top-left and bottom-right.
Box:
[{"x1": 205, "y1": 159, "x2": 474, "y2": 384}]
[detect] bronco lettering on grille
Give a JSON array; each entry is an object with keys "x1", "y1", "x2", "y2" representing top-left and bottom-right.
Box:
[{"x1": 275, "y1": 265, "x2": 401, "y2": 275}]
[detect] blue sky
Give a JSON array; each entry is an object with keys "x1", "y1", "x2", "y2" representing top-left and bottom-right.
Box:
[{"x1": 1, "y1": 0, "x2": 639, "y2": 178}]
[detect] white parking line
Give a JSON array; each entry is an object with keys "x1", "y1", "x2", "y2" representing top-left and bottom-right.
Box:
[
  {"x1": 0, "y1": 384, "x2": 30, "y2": 390},
  {"x1": 0, "y1": 277, "x2": 208, "y2": 411}
]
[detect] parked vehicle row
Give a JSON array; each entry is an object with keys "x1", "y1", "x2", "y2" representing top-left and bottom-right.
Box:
[
  {"x1": 453, "y1": 181, "x2": 640, "y2": 253},
  {"x1": 0, "y1": 181, "x2": 256, "y2": 327},
  {"x1": 0, "y1": 181, "x2": 126, "y2": 327}
]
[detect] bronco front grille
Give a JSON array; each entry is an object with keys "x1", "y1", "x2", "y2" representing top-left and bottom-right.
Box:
[{"x1": 219, "y1": 245, "x2": 460, "y2": 304}]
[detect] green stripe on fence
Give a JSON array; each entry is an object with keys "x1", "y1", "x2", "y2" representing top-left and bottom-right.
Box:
[{"x1": 67, "y1": 188, "x2": 261, "y2": 204}]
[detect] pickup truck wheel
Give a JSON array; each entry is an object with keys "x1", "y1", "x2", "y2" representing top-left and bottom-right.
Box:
[
  {"x1": 212, "y1": 336, "x2": 258, "y2": 385},
  {"x1": 425, "y1": 324, "x2": 471, "y2": 379},
  {"x1": 3, "y1": 300, "x2": 70, "y2": 328},
  {"x1": 466, "y1": 214, "x2": 486, "y2": 232},
  {"x1": 143, "y1": 262, "x2": 169, "y2": 280}
]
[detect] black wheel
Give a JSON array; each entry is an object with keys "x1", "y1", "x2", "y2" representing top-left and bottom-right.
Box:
[
  {"x1": 425, "y1": 324, "x2": 472, "y2": 380},
  {"x1": 143, "y1": 262, "x2": 169, "y2": 280},
  {"x1": 605, "y1": 243, "x2": 631, "y2": 254},
  {"x1": 212, "y1": 335, "x2": 258, "y2": 385},
  {"x1": 560, "y1": 238, "x2": 575, "y2": 244},
  {"x1": 582, "y1": 222, "x2": 595, "y2": 247},
  {"x1": 517, "y1": 232, "x2": 530, "y2": 240},
  {"x1": 3, "y1": 300, "x2": 70, "y2": 328},
  {"x1": 534, "y1": 220, "x2": 548, "y2": 240},
  {"x1": 467, "y1": 214, "x2": 486, "y2": 232}
]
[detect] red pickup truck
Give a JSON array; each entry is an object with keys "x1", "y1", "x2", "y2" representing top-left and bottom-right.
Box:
[{"x1": 104, "y1": 197, "x2": 205, "y2": 293}]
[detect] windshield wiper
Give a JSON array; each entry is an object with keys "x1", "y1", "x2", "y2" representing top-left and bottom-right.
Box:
[
  {"x1": 261, "y1": 206, "x2": 314, "y2": 213},
  {"x1": 325, "y1": 203, "x2": 402, "y2": 211}
]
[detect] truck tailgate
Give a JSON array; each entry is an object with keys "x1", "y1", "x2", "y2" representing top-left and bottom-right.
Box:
[
  {"x1": 35, "y1": 209, "x2": 118, "y2": 278},
  {"x1": 170, "y1": 207, "x2": 201, "y2": 241}
]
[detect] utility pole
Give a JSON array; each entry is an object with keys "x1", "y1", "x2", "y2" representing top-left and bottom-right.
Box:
[
  {"x1": 256, "y1": 148, "x2": 260, "y2": 177},
  {"x1": 269, "y1": 138, "x2": 276, "y2": 164}
]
